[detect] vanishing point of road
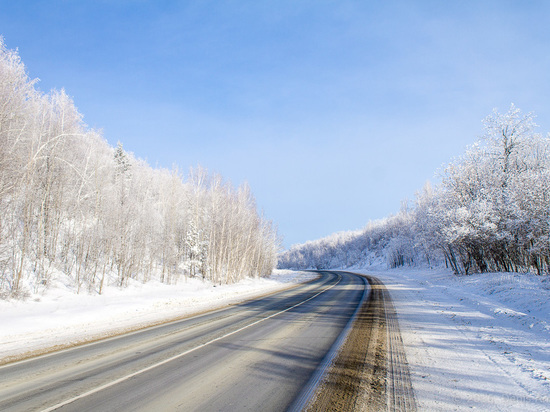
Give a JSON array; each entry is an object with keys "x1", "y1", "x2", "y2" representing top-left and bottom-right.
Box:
[{"x1": 0, "y1": 271, "x2": 416, "y2": 411}]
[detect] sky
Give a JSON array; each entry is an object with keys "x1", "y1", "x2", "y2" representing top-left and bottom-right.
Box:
[{"x1": 1, "y1": 0, "x2": 550, "y2": 248}]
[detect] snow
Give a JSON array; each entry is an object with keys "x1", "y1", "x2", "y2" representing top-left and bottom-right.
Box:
[
  {"x1": 2, "y1": 266, "x2": 549, "y2": 411},
  {"x1": 0, "y1": 270, "x2": 316, "y2": 364},
  {"x1": 359, "y1": 267, "x2": 550, "y2": 411}
]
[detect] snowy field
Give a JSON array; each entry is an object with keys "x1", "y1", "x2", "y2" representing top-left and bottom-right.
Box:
[
  {"x1": 362, "y1": 267, "x2": 550, "y2": 411},
  {"x1": 0, "y1": 270, "x2": 316, "y2": 365}
]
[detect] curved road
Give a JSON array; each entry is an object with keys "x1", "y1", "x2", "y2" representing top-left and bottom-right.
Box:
[{"x1": 1, "y1": 271, "x2": 374, "y2": 412}]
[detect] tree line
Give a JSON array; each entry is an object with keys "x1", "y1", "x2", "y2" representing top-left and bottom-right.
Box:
[
  {"x1": 279, "y1": 104, "x2": 550, "y2": 276},
  {"x1": 0, "y1": 39, "x2": 278, "y2": 298}
]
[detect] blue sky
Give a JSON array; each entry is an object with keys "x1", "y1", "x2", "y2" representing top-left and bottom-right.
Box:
[{"x1": 2, "y1": 1, "x2": 550, "y2": 247}]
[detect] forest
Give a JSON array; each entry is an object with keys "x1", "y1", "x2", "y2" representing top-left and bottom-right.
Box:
[
  {"x1": 0, "y1": 39, "x2": 279, "y2": 298},
  {"x1": 279, "y1": 104, "x2": 550, "y2": 276}
]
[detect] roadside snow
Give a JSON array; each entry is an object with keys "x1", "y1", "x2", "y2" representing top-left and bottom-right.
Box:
[
  {"x1": 3, "y1": 266, "x2": 549, "y2": 410},
  {"x1": 361, "y1": 267, "x2": 550, "y2": 411},
  {"x1": 0, "y1": 270, "x2": 316, "y2": 364}
]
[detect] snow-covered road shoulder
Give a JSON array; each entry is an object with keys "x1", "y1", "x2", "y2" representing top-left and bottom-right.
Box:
[
  {"x1": 359, "y1": 268, "x2": 550, "y2": 411},
  {"x1": 0, "y1": 270, "x2": 316, "y2": 365}
]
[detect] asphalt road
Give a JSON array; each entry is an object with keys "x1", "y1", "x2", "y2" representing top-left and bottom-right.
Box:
[{"x1": 0, "y1": 271, "x2": 370, "y2": 412}]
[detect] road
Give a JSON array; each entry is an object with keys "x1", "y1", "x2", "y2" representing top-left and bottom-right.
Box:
[{"x1": 0, "y1": 271, "x2": 416, "y2": 411}]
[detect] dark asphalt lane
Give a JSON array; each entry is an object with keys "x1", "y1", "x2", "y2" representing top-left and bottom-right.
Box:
[{"x1": 0, "y1": 271, "x2": 369, "y2": 412}]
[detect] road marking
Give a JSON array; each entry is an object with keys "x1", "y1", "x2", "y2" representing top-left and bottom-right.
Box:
[
  {"x1": 288, "y1": 272, "x2": 369, "y2": 412},
  {"x1": 40, "y1": 275, "x2": 342, "y2": 412}
]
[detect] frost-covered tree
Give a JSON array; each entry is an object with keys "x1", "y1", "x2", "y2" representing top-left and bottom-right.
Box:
[
  {"x1": 430, "y1": 105, "x2": 550, "y2": 274},
  {"x1": 0, "y1": 39, "x2": 279, "y2": 298},
  {"x1": 280, "y1": 105, "x2": 550, "y2": 276}
]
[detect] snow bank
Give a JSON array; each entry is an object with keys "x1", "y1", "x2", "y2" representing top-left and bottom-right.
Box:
[
  {"x1": 362, "y1": 267, "x2": 550, "y2": 411},
  {"x1": 0, "y1": 270, "x2": 316, "y2": 364}
]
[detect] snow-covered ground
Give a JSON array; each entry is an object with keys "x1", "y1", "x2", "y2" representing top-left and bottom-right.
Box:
[
  {"x1": 2, "y1": 266, "x2": 549, "y2": 411},
  {"x1": 0, "y1": 270, "x2": 316, "y2": 364},
  {"x1": 361, "y1": 267, "x2": 550, "y2": 411}
]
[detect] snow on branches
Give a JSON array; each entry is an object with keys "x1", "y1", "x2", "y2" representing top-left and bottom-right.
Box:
[
  {"x1": 280, "y1": 105, "x2": 550, "y2": 276},
  {"x1": 0, "y1": 39, "x2": 279, "y2": 298}
]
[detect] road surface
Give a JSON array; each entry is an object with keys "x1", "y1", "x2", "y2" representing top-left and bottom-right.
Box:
[{"x1": 0, "y1": 271, "x2": 415, "y2": 411}]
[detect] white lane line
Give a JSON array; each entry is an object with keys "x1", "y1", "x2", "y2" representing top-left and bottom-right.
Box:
[
  {"x1": 288, "y1": 272, "x2": 369, "y2": 412},
  {"x1": 41, "y1": 275, "x2": 342, "y2": 412}
]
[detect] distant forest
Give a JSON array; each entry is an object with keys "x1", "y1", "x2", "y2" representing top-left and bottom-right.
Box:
[
  {"x1": 0, "y1": 39, "x2": 278, "y2": 298},
  {"x1": 280, "y1": 104, "x2": 550, "y2": 276}
]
